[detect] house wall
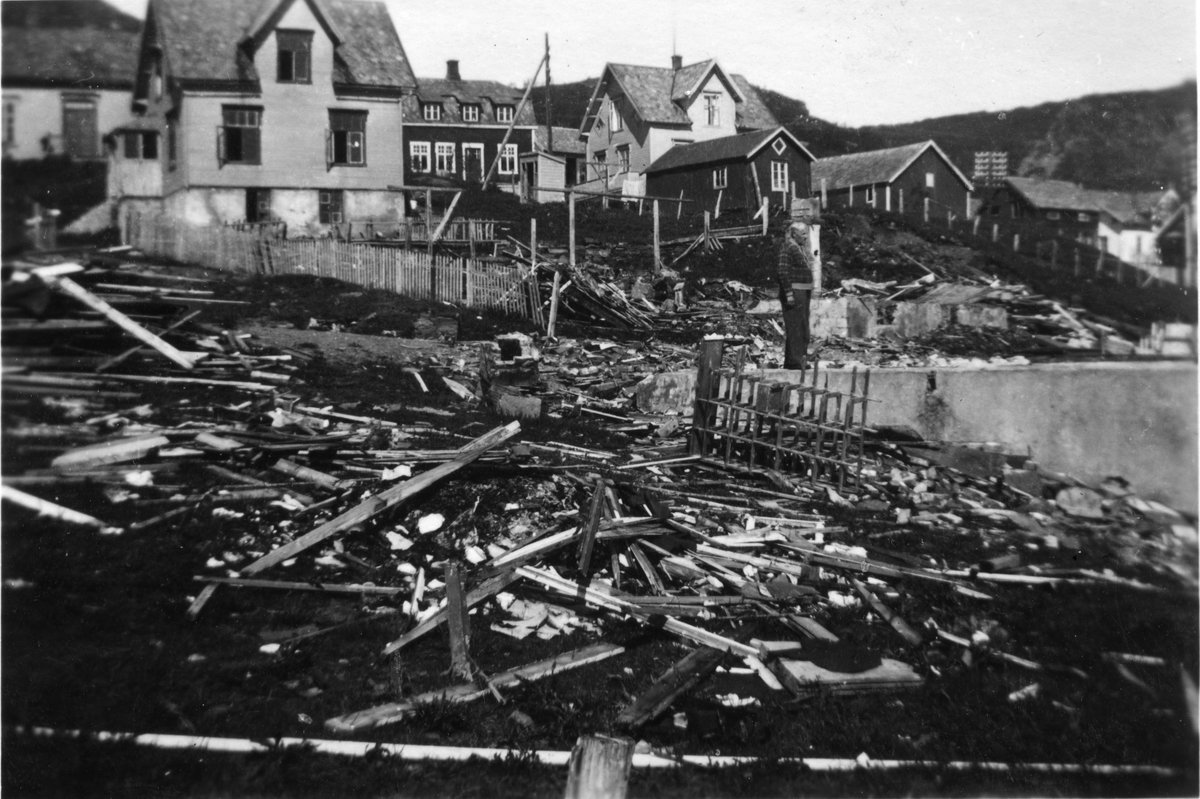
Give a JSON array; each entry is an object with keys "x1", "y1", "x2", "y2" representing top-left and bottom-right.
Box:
[
  {"x1": 978, "y1": 186, "x2": 1099, "y2": 246},
  {"x1": 401, "y1": 124, "x2": 532, "y2": 188},
  {"x1": 2, "y1": 87, "x2": 130, "y2": 160},
  {"x1": 534, "y1": 153, "x2": 567, "y2": 202},
  {"x1": 584, "y1": 92, "x2": 658, "y2": 186},
  {"x1": 159, "y1": 186, "x2": 402, "y2": 231},
  {"x1": 680, "y1": 71, "x2": 739, "y2": 142},
  {"x1": 646, "y1": 159, "x2": 753, "y2": 213},
  {"x1": 107, "y1": 144, "x2": 162, "y2": 198},
  {"x1": 1099, "y1": 220, "x2": 1160, "y2": 266},
  {"x1": 751, "y1": 144, "x2": 812, "y2": 209},
  {"x1": 893, "y1": 148, "x2": 971, "y2": 218}
]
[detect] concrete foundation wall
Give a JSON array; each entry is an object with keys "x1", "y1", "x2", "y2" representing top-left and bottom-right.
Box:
[{"x1": 636, "y1": 361, "x2": 1198, "y2": 512}]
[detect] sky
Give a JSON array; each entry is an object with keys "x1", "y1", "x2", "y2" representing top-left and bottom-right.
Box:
[{"x1": 100, "y1": 0, "x2": 1197, "y2": 127}]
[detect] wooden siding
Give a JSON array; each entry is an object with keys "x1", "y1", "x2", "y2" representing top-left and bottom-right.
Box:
[
  {"x1": 402, "y1": 125, "x2": 532, "y2": 187},
  {"x1": 585, "y1": 92, "x2": 656, "y2": 181},
  {"x1": 820, "y1": 149, "x2": 970, "y2": 219},
  {"x1": 645, "y1": 144, "x2": 812, "y2": 213},
  {"x1": 979, "y1": 185, "x2": 1100, "y2": 244}
]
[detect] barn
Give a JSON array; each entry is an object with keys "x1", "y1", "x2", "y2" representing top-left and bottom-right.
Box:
[
  {"x1": 812, "y1": 140, "x2": 974, "y2": 221},
  {"x1": 643, "y1": 126, "x2": 814, "y2": 215}
]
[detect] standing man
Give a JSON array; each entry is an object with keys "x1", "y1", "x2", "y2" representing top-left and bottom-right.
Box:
[{"x1": 778, "y1": 199, "x2": 817, "y2": 369}]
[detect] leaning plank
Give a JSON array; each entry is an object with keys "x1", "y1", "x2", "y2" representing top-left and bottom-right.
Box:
[
  {"x1": 771, "y1": 657, "x2": 923, "y2": 697},
  {"x1": 0, "y1": 485, "x2": 114, "y2": 530},
  {"x1": 616, "y1": 645, "x2": 726, "y2": 730},
  {"x1": 563, "y1": 734, "x2": 636, "y2": 799},
  {"x1": 194, "y1": 576, "x2": 406, "y2": 596},
  {"x1": 43, "y1": 274, "x2": 202, "y2": 370},
  {"x1": 52, "y1": 435, "x2": 171, "y2": 471},
  {"x1": 516, "y1": 566, "x2": 758, "y2": 658},
  {"x1": 244, "y1": 421, "x2": 520, "y2": 574},
  {"x1": 850, "y1": 577, "x2": 923, "y2": 646},
  {"x1": 96, "y1": 309, "x2": 202, "y2": 373},
  {"x1": 382, "y1": 569, "x2": 518, "y2": 655},
  {"x1": 326, "y1": 642, "x2": 625, "y2": 733}
]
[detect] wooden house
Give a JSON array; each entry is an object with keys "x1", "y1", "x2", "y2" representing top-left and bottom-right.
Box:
[
  {"x1": 644, "y1": 126, "x2": 814, "y2": 214},
  {"x1": 812, "y1": 140, "x2": 974, "y2": 220},
  {"x1": 2, "y1": 0, "x2": 141, "y2": 160},
  {"x1": 401, "y1": 60, "x2": 536, "y2": 194},
  {"x1": 520, "y1": 125, "x2": 587, "y2": 203},
  {"x1": 124, "y1": 0, "x2": 415, "y2": 232},
  {"x1": 578, "y1": 55, "x2": 777, "y2": 193}
]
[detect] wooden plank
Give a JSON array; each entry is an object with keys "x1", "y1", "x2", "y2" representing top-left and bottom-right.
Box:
[
  {"x1": 52, "y1": 435, "x2": 170, "y2": 471},
  {"x1": 616, "y1": 645, "x2": 726, "y2": 730},
  {"x1": 244, "y1": 421, "x2": 520, "y2": 574},
  {"x1": 95, "y1": 310, "x2": 202, "y2": 373},
  {"x1": 326, "y1": 642, "x2": 625, "y2": 733},
  {"x1": 383, "y1": 569, "x2": 518, "y2": 655},
  {"x1": 627, "y1": 541, "x2": 665, "y2": 594},
  {"x1": 268, "y1": 458, "x2": 347, "y2": 492},
  {"x1": 428, "y1": 192, "x2": 463, "y2": 245},
  {"x1": 194, "y1": 576, "x2": 406, "y2": 595},
  {"x1": 445, "y1": 561, "x2": 472, "y2": 680},
  {"x1": 44, "y1": 274, "x2": 202, "y2": 370},
  {"x1": 771, "y1": 657, "x2": 923, "y2": 697},
  {"x1": 0, "y1": 485, "x2": 114, "y2": 530},
  {"x1": 850, "y1": 577, "x2": 923, "y2": 646},
  {"x1": 577, "y1": 479, "x2": 606, "y2": 575},
  {"x1": 563, "y1": 734, "x2": 635, "y2": 799}
]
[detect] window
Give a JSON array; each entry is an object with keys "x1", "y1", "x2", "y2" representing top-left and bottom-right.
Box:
[
  {"x1": 1077, "y1": 212, "x2": 1091, "y2": 222},
  {"x1": 925, "y1": 172, "x2": 935, "y2": 188},
  {"x1": 328, "y1": 109, "x2": 366, "y2": 166},
  {"x1": 462, "y1": 143, "x2": 483, "y2": 180},
  {"x1": 592, "y1": 150, "x2": 606, "y2": 181},
  {"x1": 123, "y1": 131, "x2": 158, "y2": 160},
  {"x1": 246, "y1": 188, "x2": 271, "y2": 223},
  {"x1": 771, "y1": 160, "x2": 788, "y2": 192},
  {"x1": 616, "y1": 145, "x2": 629, "y2": 173},
  {"x1": 166, "y1": 115, "x2": 177, "y2": 171},
  {"x1": 499, "y1": 143, "x2": 517, "y2": 175},
  {"x1": 1046, "y1": 210, "x2": 1061, "y2": 220},
  {"x1": 609, "y1": 97, "x2": 623, "y2": 131},
  {"x1": 423, "y1": 103, "x2": 442, "y2": 121},
  {"x1": 435, "y1": 142, "x2": 455, "y2": 174},
  {"x1": 276, "y1": 30, "x2": 312, "y2": 83},
  {"x1": 462, "y1": 104, "x2": 479, "y2": 122},
  {"x1": 771, "y1": 137, "x2": 786, "y2": 156},
  {"x1": 62, "y1": 98, "x2": 98, "y2": 158},
  {"x1": 3, "y1": 99, "x2": 16, "y2": 150},
  {"x1": 319, "y1": 189, "x2": 343, "y2": 224},
  {"x1": 713, "y1": 166, "x2": 727, "y2": 190},
  {"x1": 495, "y1": 105, "x2": 514, "y2": 123},
  {"x1": 704, "y1": 93, "x2": 720, "y2": 126},
  {"x1": 409, "y1": 141, "x2": 430, "y2": 173},
  {"x1": 220, "y1": 106, "x2": 261, "y2": 165},
  {"x1": 864, "y1": 185, "x2": 876, "y2": 205}
]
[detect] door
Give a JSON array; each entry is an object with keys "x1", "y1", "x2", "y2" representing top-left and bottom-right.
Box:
[
  {"x1": 62, "y1": 101, "x2": 97, "y2": 158},
  {"x1": 463, "y1": 143, "x2": 483, "y2": 183}
]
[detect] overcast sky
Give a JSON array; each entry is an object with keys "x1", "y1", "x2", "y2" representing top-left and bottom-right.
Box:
[{"x1": 102, "y1": 0, "x2": 1197, "y2": 127}]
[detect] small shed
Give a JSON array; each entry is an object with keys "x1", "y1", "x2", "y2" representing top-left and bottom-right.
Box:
[
  {"x1": 812, "y1": 140, "x2": 973, "y2": 220},
  {"x1": 520, "y1": 126, "x2": 587, "y2": 203},
  {"x1": 643, "y1": 126, "x2": 814, "y2": 215}
]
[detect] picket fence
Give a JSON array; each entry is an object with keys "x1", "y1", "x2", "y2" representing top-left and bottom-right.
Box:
[{"x1": 128, "y1": 216, "x2": 531, "y2": 316}]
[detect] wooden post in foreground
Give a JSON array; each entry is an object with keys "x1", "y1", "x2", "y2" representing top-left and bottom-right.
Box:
[
  {"x1": 530, "y1": 217, "x2": 537, "y2": 266},
  {"x1": 689, "y1": 339, "x2": 724, "y2": 457},
  {"x1": 703, "y1": 211, "x2": 711, "y2": 250},
  {"x1": 445, "y1": 561, "x2": 472, "y2": 680},
  {"x1": 973, "y1": 216, "x2": 981, "y2": 237},
  {"x1": 761, "y1": 198, "x2": 769, "y2": 237},
  {"x1": 425, "y1": 188, "x2": 434, "y2": 299},
  {"x1": 652, "y1": 199, "x2": 660, "y2": 275},
  {"x1": 547, "y1": 191, "x2": 572, "y2": 338},
  {"x1": 563, "y1": 735, "x2": 635, "y2": 799}
]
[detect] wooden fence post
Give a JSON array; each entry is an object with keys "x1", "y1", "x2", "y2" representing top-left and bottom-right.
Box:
[
  {"x1": 653, "y1": 199, "x2": 660, "y2": 275},
  {"x1": 1051, "y1": 239, "x2": 1059, "y2": 270},
  {"x1": 1074, "y1": 247, "x2": 1082, "y2": 277},
  {"x1": 445, "y1": 561, "x2": 472, "y2": 681},
  {"x1": 992, "y1": 223, "x2": 999, "y2": 243},
  {"x1": 703, "y1": 211, "x2": 711, "y2": 250},
  {"x1": 923, "y1": 198, "x2": 930, "y2": 223},
  {"x1": 563, "y1": 735, "x2": 635, "y2": 799},
  {"x1": 1013, "y1": 233, "x2": 1020, "y2": 253},
  {"x1": 425, "y1": 189, "x2": 434, "y2": 300},
  {"x1": 530, "y1": 217, "x2": 537, "y2": 266},
  {"x1": 973, "y1": 216, "x2": 981, "y2": 237},
  {"x1": 1095, "y1": 249, "x2": 1104, "y2": 277},
  {"x1": 947, "y1": 210, "x2": 953, "y2": 228},
  {"x1": 676, "y1": 190, "x2": 684, "y2": 220},
  {"x1": 761, "y1": 197, "x2": 769, "y2": 237}
]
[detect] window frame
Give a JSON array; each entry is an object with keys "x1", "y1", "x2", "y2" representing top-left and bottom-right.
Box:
[
  {"x1": 246, "y1": 187, "x2": 271, "y2": 223},
  {"x1": 615, "y1": 144, "x2": 629, "y2": 173},
  {"x1": 319, "y1": 189, "x2": 344, "y2": 225},
  {"x1": 327, "y1": 109, "x2": 367, "y2": 168},
  {"x1": 461, "y1": 104, "x2": 479, "y2": 123},
  {"x1": 925, "y1": 172, "x2": 935, "y2": 188},
  {"x1": 409, "y1": 140, "x2": 430, "y2": 173},
  {"x1": 2, "y1": 98, "x2": 15, "y2": 150},
  {"x1": 609, "y1": 97, "x2": 623, "y2": 132},
  {"x1": 498, "y1": 143, "x2": 518, "y2": 175},
  {"x1": 703, "y1": 92, "x2": 720, "y2": 127},
  {"x1": 435, "y1": 142, "x2": 455, "y2": 175},
  {"x1": 1077, "y1": 212, "x2": 1091, "y2": 222},
  {"x1": 1046, "y1": 210, "x2": 1061, "y2": 220},
  {"x1": 123, "y1": 131, "x2": 158, "y2": 160},
  {"x1": 276, "y1": 30, "x2": 312, "y2": 84},
  {"x1": 219, "y1": 105, "x2": 262, "y2": 166},
  {"x1": 423, "y1": 103, "x2": 442, "y2": 122},
  {"x1": 864, "y1": 185, "x2": 876, "y2": 205},
  {"x1": 495, "y1": 104, "x2": 514, "y2": 123},
  {"x1": 770, "y1": 160, "x2": 788, "y2": 192},
  {"x1": 462, "y1": 142, "x2": 484, "y2": 180},
  {"x1": 713, "y1": 166, "x2": 728, "y2": 190}
]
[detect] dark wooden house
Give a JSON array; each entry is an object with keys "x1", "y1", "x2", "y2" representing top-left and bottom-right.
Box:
[
  {"x1": 643, "y1": 126, "x2": 814, "y2": 213},
  {"x1": 812, "y1": 140, "x2": 973, "y2": 220},
  {"x1": 978, "y1": 176, "x2": 1103, "y2": 246}
]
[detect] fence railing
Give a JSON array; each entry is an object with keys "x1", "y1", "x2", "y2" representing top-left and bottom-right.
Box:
[
  {"x1": 329, "y1": 217, "x2": 500, "y2": 244},
  {"x1": 127, "y1": 215, "x2": 532, "y2": 316}
]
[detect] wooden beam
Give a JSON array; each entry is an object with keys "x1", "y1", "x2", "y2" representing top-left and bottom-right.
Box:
[
  {"x1": 563, "y1": 735, "x2": 635, "y2": 799},
  {"x1": 383, "y1": 569, "x2": 518, "y2": 655},
  {"x1": 577, "y1": 479, "x2": 606, "y2": 575},
  {"x1": 428, "y1": 191, "x2": 463, "y2": 245},
  {"x1": 616, "y1": 645, "x2": 725, "y2": 730},
  {"x1": 849, "y1": 577, "x2": 923, "y2": 646},
  {"x1": 445, "y1": 561, "x2": 472, "y2": 680},
  {"x1": 243, "y1": 422, "x2": 520, "y2": 575},
  {"x1": 481, "y1": 50, "x2": 547, "y2": 190},
  {"x1": 44, "y1": 274, "x2": 202, "y2": 370},
  {"x1": 95, "y1": 309, "x2": 202, "y2": 373}
]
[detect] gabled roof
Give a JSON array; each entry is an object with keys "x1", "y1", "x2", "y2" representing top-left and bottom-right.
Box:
[
  {"x1": 2, "y1": 0, "x2": 140, "y2": 31},
  {"x1": 1003, "y1": 177, "x2": 1099, "y2": 212},
  {"x1": 405, "y1": 77, "x2": 535, "y2": 125},
  {"x1": 644, "y1": 126, "x2": 815, "y2": 174},
  {"x1": 535, "y1": 126, "x2": 587, "y2": 155},
  {"x1": 2, "y1": 26, "x2": 139, "y2": 89},
  {"x1": 243, "y1": 0, "x2": 344, "y2": 46},
  {"x1": 580, "y1": 60, "x2": 778, "y2": 132},
  {"x1": 149, "y1": 0, "x2": 415, "y2": 90},
  {"x1": 813, "y1": 140, "x2": 973, "y2": 192}
]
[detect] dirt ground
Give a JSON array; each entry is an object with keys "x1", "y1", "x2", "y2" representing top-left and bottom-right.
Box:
[{"x1": 3, "y1": 212, "x2": 1198, "y2": 798}]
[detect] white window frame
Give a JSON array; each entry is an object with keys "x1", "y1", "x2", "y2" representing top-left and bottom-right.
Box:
[
  {"x1": 771, "y1": 160, "x2": 788, "y2": 192},
  {"x1": 616, "y1": 144, "x2": 629, "y2": 173},
  {"x1": 704, "y1": 93, "x2": 720, "y2": 127},
  {"x1": 499, "y1": 143, "x2": 518, "y2": 175},
  {"x1": 925, "y1": 172, "x2": 935, "y2": 188},
  {"x1": 609, "y1": 97, "x2": 624, "y2": 132},
  {"x1": 435, "y1": 142, "x2": 455, "y2": 174},
  {"x1": 495, "y1": 105, "x2": 514, "y2": 123},
  {"x1": 462, "y1": 104, "x2": 479, "y2": 123},
  {"x1": 1077, "y1": 212, "x2": 1091, "y2": 222},
  {"x1": 423, "y1": 103, "x2": 442, "y2": 122},
  {"x1": 864, "y1": 185, "x2": 876, "y2": 205},
  {"x1": 409, "y1": 140, "x2": 430, "y2": 173},
  {"x1": 713, "y1": 166, "x2": 727, "y2": 190}
]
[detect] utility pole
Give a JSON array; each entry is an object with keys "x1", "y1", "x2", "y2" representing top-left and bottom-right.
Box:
[{"x1": 545, "y1": 33, "x2": 552, "y2": 156}]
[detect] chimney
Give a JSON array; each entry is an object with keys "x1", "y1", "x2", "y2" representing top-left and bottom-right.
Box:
[
  {"x1": 671, "y1": 54, "x2": 682, "y2": 71},
  {"x1": 446, "y1": 60, "x2": 461, "y2": 81}
]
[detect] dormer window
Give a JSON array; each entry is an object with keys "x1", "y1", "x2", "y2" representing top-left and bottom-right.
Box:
[
  {"x1": 495, "y1": 105, "x2": 514, "y2": 123},
  {"x1": 704, "y1": 93, "x2": 720, "y2": 126},
  {"x1": 609, "y1": 98, "x2": 623, "y2": 132},
  {"x1": 423, "y1": 103, "x2": 442, "y2": 122},
  {"x1": 276, "y1": 30, "x2": 312, "y2": 83},
  {"x1": 462, "y1": 104, "x2": 479, "y2": 122}
]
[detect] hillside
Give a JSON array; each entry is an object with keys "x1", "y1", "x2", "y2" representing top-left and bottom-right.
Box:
[{"x1": 531, "y1": 78, "x2": 1196, "y2": 193}]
